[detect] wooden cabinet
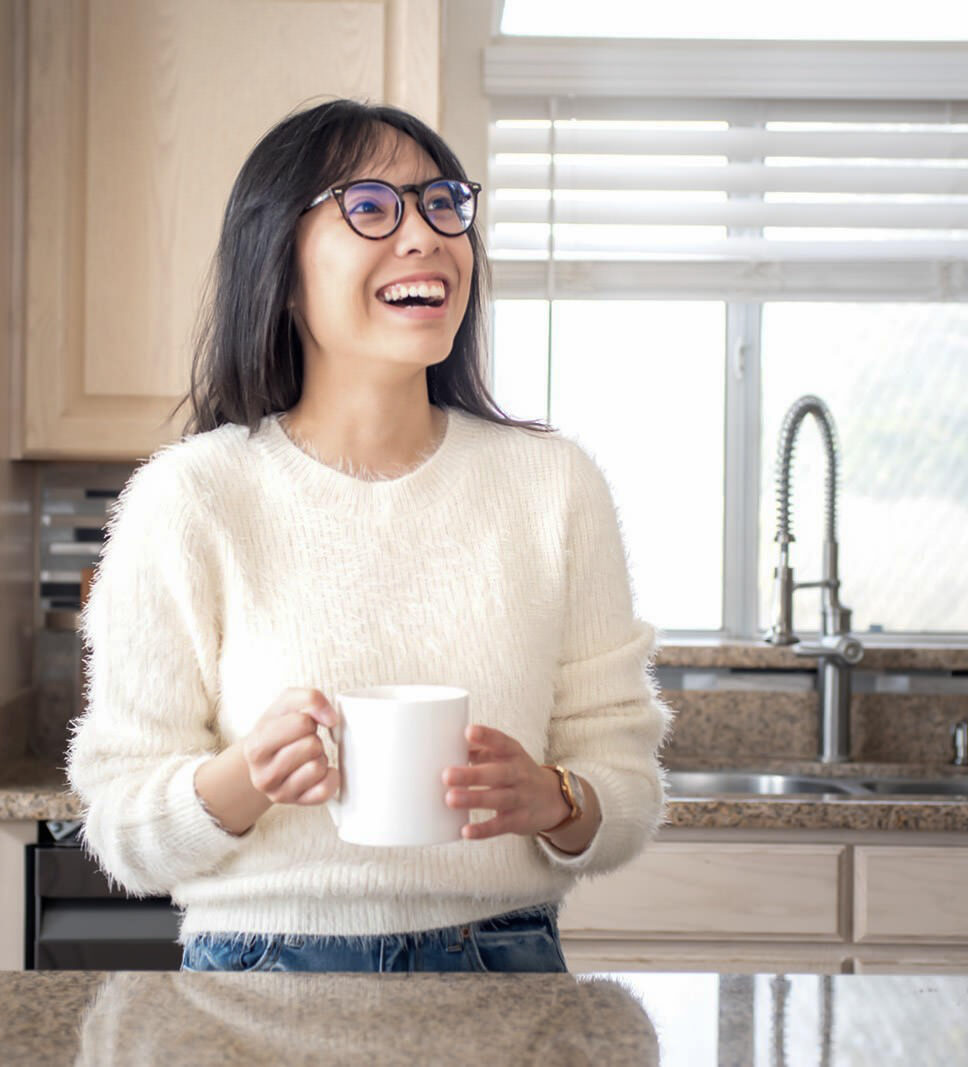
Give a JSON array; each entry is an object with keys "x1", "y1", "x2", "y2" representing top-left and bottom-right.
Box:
[
  {"x1": 15, "y1": 0, "x2": 440, "y2": 460},
  {"x1": 854, "y1": 846, "x2": 968, "y2": 943},
  {"x1": 0, "y1": 821, "x2": 37, "y2": 971},
  {"x1": 558, "y1": 832, "x2": 968, "y2": 975},
  {"x1": 562, "y1": 842, "x2": 845, "y2": 940}
]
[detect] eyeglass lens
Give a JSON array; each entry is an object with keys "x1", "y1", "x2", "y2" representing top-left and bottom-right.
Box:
[{"x1": 341, "y1": 181, "x2": 475, "y2": 237}]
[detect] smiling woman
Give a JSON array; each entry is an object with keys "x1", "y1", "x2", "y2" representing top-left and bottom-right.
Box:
[
  {"x1": 168, "y1": 100, "x2": 540, "y2": 457},
  {"x1": 65, "y1": 98, "x2": 673, "y2": 976}
]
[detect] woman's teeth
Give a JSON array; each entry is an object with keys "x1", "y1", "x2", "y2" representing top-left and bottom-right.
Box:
[{"x1": 379, "y1": 281, "x2": 446, "y2": 305}]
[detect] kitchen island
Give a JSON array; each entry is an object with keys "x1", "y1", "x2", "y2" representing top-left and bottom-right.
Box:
[{"x1": 2, "y1": 969, "x2": 966, "y2": 1065}]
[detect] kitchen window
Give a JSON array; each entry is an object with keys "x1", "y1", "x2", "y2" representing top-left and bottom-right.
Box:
[{"x1": 466, "y1": 1, "x2": 968, "y2": 639}]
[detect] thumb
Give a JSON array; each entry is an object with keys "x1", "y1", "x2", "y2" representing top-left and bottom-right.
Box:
[{"x1": 311, "y1": 699, "x2": 340, "y2": 730}]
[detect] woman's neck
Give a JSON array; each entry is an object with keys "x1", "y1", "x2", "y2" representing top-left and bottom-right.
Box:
[{"x1": 278, "y1": 404, "x2": 447, "y2": 481}]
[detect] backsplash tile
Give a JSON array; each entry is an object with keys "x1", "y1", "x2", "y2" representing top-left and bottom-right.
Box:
[
  {"x1": 31, "y1": 462, "x2": 136, "y2": 765},
  {"x1": 656, "y1": 667, "x2": 968, "y2": 764}
]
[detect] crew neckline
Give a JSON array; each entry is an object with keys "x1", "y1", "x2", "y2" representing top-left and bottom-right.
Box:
[{"x1": 254, "y1": 405, "x2": 473, "y2": 515}]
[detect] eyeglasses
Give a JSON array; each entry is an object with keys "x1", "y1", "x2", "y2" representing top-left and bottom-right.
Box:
[{"x1": 301, "y1": 178, "x2": 482, "y2": 239}]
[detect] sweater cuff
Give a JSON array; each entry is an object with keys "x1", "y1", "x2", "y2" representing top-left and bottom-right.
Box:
[
  {"x1": 533, "y1": 762, "x2": 660, "y2": 874},
  {"x1": 170, "y1": 755, "x2": 257, "y2": 855},
  {"x1": 535, "y1": 809, "x2": 604, "y2": 868}
]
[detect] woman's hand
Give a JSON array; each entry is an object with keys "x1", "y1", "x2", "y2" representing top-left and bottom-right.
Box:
[
  {"x1": 242, "y1": 688, "x2": 341, "y2": 806},
  {"x1": 442, "y1": 725, "x2": 569, "y2": 840}
]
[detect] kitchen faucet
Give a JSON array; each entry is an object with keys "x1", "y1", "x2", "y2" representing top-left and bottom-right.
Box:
[{"x1": 764, "y1": 395, "x2": 864, "y2": 763}]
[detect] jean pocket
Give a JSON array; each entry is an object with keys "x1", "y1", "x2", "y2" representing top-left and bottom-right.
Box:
[
  {"x1": 182, "y1": 935, "x2": 278, "y2": 973},
  {"x1": 470, "y1": 924, "x2": 569, "y2": 973}
]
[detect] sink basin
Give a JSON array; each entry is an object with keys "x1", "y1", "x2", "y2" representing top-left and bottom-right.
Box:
[
  {"x1": 666, "y1": 771, "x2": 865, "y2": 797},
  {"x1": 846, "y1": 778, "x2": 968, "y2": 797},
  {"x1": 666, "y1": 771, "x2": 968, "y2": 799}
]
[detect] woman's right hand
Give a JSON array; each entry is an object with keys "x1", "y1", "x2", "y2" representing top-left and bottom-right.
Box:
[{"x1": 241, "y1": 688, "x2": 341, "y2": 806}]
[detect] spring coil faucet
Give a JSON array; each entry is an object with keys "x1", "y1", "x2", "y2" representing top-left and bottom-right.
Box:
[{"x1": 765, "y1": 395, "x2": 863, "y2": 762}]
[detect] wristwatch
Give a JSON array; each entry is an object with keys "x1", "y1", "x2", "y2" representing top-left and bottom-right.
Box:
[{"x1": 538, "y1": 763, "x2": 586, "y2": 836}]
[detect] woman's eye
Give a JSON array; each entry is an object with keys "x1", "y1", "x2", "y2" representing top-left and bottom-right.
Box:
[
  {"x1": 427, "y1": 197, "x2": 456, "y2": 213},
  {"x1": 349, "y1": 199, "x2": 385, "y2": 215}
]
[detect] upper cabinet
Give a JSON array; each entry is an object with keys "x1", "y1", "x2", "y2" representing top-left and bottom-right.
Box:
[{"x1": 15, "y1": 0, "x2": 440, "y2": 460}]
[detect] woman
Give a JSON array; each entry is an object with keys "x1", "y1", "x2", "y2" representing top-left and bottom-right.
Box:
[{"x1": 65, "y1": 99, "x2": 673, "y2": 974}]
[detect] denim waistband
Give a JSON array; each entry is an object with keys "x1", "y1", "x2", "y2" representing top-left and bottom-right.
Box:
[{"x1": 185, "y1": 901, "x2": 562, "y2": 953}]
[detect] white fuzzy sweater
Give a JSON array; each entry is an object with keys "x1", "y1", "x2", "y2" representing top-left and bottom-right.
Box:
[{"x1": 65, "y1": 405, "x2": 673, "y2": 942}]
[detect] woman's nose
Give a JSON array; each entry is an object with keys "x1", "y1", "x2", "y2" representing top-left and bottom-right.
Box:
[{"x1": 392, "y1": 193, "x2": 442, "y2": 254}]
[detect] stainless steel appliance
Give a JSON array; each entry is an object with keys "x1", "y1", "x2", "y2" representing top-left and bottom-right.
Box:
[{"x1": 26, "y1": 821, "x2": 183, "y2": 971}]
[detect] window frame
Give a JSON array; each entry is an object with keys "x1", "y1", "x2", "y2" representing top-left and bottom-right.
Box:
[{"x1": 441, "y1": 4, "x2": 968, "y2": 641}]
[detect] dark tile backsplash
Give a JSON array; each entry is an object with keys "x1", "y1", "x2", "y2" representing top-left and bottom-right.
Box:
[{"x1": 30, "y1": 462, "x2": 137, "y2": 765}]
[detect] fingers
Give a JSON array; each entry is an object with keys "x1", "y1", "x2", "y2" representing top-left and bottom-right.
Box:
[
  {"x1": 244, "y1": 687, "x2": 342, "y2": 806},
  {"x1": 251, "y1": 709, "x2": 321, "y2": 757},
  {"x1": 443, "y1": 760, "x2": 517, "y2": 789},
  {"x1": 249, "y1": 733, "x2": 327, "y2": 799},
  {"x1": 464, "y1": 724, "x2": 512, "y2": 753},
  {"x1": 446, "y1": 785, "x2": 517, "y2": 812},
  {"x1": 287, "y1": 763, "x2": 341, "y2": 807},
  {"x1": 268, "y1": 687, "x2": 339, "y2": 728}
]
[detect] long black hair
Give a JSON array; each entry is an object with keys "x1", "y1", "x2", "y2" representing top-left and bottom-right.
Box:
[{"x1": 167, "y1": 97, "x2": 556, "y2": 437}]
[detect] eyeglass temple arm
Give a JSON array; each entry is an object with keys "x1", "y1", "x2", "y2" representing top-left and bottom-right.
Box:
[{"x1": 304, "y1": 190, "x2": 334, "y2": 214}]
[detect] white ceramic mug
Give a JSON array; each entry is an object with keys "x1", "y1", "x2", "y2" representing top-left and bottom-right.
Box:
[{"x1": 328, "y1": 684, "x2": 470, "y2": 847}]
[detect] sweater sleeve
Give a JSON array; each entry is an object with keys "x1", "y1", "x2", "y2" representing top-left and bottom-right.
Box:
[
  {"x1": 535, "y1": 439, "x2": 675, "y2": 876},
  {"x1": 64, "y1": 455, "x2": 249, "y2": 899}
]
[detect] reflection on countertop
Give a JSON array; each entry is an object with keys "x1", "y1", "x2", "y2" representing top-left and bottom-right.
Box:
[
  {"x1": 3, "y1": 969, "x2": 967, "y2": 1066},
  {"x1": 4, "y1": 970, "x2": 659, "y2": 1067}
]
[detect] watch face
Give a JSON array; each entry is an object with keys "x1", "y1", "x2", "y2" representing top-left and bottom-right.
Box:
[{"x1": 565, "y1": 770, "x2": 585, "y2": 812}]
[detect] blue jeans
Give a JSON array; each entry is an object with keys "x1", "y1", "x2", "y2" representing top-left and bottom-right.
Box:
[{"x1": 180, "y1": 902, "x2": 569, "y2": 974}]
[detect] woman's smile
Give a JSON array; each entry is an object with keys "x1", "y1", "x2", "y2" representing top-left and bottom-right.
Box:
[{"x1": 375, "y1": 271, "x2": 454, "y2": 321}]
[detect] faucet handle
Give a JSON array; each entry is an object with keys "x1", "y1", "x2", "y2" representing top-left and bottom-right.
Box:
[
  {"x1": 793, "y1": 634, "x2": 864, "y2": 666},
  {"x1": 953, "y1": 721, "x2": 968, "y2": 767}
]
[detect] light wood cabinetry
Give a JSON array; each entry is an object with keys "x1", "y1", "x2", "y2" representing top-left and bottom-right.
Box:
[
  {"x1": 15, "y1": 0, "x2": 440, "y2": 461},
  {"x1": 564, "y1": 842, "x2": 845, "y2": 940},
  {"x1": 854, "y1": 846, "x2": 968, "y2": 943},
  {"x1": 0, "y1": 821, "x2": 36, "y2": 971},
  {"x1": 559, "y1": 832, "x2": 968, "y2": 975}
]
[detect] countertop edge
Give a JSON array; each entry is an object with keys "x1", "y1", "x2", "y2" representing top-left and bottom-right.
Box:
[{"x1": 655, "y1": 640, "x2": 968, "y2": 670}]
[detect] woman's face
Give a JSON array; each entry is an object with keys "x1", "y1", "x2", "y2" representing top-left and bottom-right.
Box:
[{"x1": 289, "y1": 128, "x2": 475, "y2": 383}]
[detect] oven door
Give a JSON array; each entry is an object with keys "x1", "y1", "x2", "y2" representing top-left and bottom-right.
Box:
[{"x1": 27, "y1": 822, "x2": 184, "y2": 970}]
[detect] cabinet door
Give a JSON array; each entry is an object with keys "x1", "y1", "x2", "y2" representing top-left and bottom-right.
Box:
[
  {"x1": 854, "y1": 846, "x2": 968, "y2": 943},
  {"x1": 559, "y1": 842, "x2": 846, "y2": 940},
  {"x1": 0, "y1": 821, "x2": 38, "y2": 971},
  {"x1": 20, "y1": 0, "x2": 439, "y2": 460}
]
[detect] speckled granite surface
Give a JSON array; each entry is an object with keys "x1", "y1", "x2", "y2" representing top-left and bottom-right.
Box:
[
  {"x1": 656, "y1": 640, "x2": 968, "y2": 671},
  {"x1": 661, "y1": 795, "x2": 968, "y2": 831},
  {"x1": 0, "y1": 758, "x2": 77, "y2": 820},
  {"x1": 3, "y1": 762, "x2": 967, "y2": 831},
  {"x1": 3, "y1": 970, "x2": 967, "y2": 1066},
  {"x1": 2, "y1": 970, "x2": 660, "y2": 1066},
  {"x1": 662, "y1": 691, "x2": 968, "y2": 763}
]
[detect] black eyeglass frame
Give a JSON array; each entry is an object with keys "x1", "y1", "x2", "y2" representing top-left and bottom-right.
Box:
[{"x1": 300, "y1": 178, "x2": 483, "y2": 239}]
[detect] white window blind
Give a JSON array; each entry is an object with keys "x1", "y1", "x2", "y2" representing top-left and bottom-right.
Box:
[{"x1": 488, "y1": 96, "x2": 968, "y2": 301}]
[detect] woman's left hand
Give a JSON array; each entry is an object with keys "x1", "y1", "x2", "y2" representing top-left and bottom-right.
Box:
[{"x1": 442, "y1": 724, "x2": 569, "y2": 840}]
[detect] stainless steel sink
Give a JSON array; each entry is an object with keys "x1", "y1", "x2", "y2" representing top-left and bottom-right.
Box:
[
  {"x1": 666, "y1": 770, "x2": 968, "y2": 798},
  {"x1": 846, "y1": 778, "x2": 968, "y2": 797},
  {"x1": 665, "y1": 771, "x2": 866, "y2": 797}
]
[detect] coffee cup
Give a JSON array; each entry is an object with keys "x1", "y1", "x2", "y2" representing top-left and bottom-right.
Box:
[{"x1": 328, "y1": 684, "x2": 470, "y2": 847}]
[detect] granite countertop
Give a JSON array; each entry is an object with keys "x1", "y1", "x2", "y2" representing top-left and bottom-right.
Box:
[
  {"x1": 3, "y1": 756, "x2": 968, "y2": 831},
  {"x1": 2, "y1": 970, "x2": 966, "y2": 1065},
  {"x1": 656, "y1": 639, "x2": 968, "y2": 671}
]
